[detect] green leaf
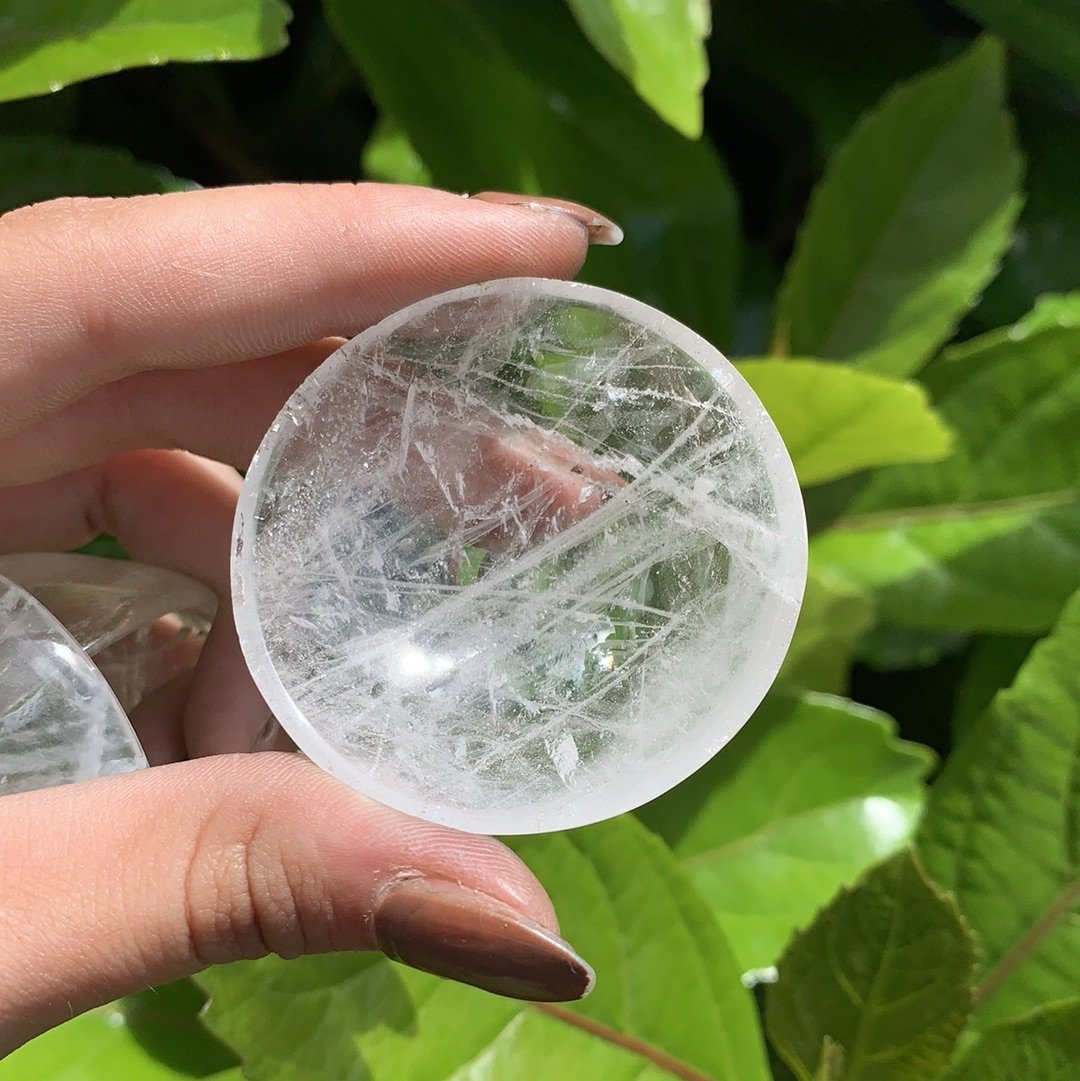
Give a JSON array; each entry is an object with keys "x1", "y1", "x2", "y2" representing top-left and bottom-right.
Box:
[
  {"x1": 564, "y1": 0, "x2": 710, "y2": 138},
  {"x1": 326, "y1": 0, "x2": 740, "y2": 345},
  {"x1": 810, "y1": 294, "x2": 1080, "y2": 633},
  {"x1": 737, "y1": 359, "x2": 953, "y2": 487},
  {"x1": 639, "y1": 692, "x2": 933, "y2": 974},
  {"x1": 951, "y1": 0, "x2": 1080, "y2": 92},
  {"x1": 774, "y1": 37, "x2": 1022, "y2": 377},
  {"x1": 917, "y1": 590, "x2": 1080, "y2": 1030},
  {"x1": 198, "y1": 816, "x2": 770, "y2": 1081},
  {"x1": 779, "y1": 570, "x2": 875, "y2": 694},
  {"x1": 361, "y1": 113, "x2": 432, "y2": 187},
  {"x1": 941, "y1": 1000, "x2": 1080, "y2": 1081},
  {"x1": 0, "y1": 134, "x2": 187, "y2": 214},
  {"x1": 0, "y1": 0, "x2": 291, "y2": 104},
  {"x1": 765, "y1": 850, "x2": 977, "y2": 1081},
  {"x1": 0, "y1": 981, "x2": 239, "y2": 1080}
]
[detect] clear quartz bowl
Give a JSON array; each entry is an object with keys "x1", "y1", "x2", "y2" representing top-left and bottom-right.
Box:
[
  {"x1": 0, "y1": 553, "x2": 216, "y2": 795},
  {"x1": 233, "y1": 278, "x2": 808, "y2": 834}
]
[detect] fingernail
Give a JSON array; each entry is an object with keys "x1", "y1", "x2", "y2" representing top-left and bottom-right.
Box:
[
  {"x1": 373, "y1": 877, "x2": 595, "y2": 1001},
  {"x1": 471, "y1": 191, "x2": 624, "y2": 246}
]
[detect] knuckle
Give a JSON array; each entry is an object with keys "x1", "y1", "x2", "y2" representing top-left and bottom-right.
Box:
[{"x1": 182, "y1": 797, "x2": 317, "y2": 966}]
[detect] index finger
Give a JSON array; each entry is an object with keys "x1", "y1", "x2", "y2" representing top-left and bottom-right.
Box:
[{"x1": 0, "y1": 183, "x2": 596, "y2": 439}]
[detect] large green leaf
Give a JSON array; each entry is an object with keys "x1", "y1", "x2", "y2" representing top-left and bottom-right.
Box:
[
  {"x1": 0, "y1": 134, "x2": 186, "y2": 214},
  {"x1": 778, "y1": 570, "x2": 875, "y2": 694},
  {"x1": 198, "y1": 816, "x2": 769, "y2": 1081},
  {"x1": 564, "y1": 0, "x2": 710, "y2": 138},
  {"x1": 951, "y1": 0, "x2": 1080, "y2": 92},
  {"x1": 941, "y1": 1000, "x2": 1080, "y2": 1080},
  {"x1": 765, "y1": 850, "x2": 976, "y2": 1081},
  {"x1": 0, "y1": 0, "x2": 291, "y2": 104},
  {"x1": 737, "y1": 359, "x2": 953, "y2": 487},
  {"x1": 0, "y1": 980, "x2": 240, "y2": 1080},
  {"x1": 326, "y1": 0, "x2": 740, "y2": 345},
  {"x1": 811, "y1": 294, "x2": 1080, "y2": 633},
  {"x1": 917, "y1": 589, "x2": 1080, "y2": 1030},
  {"x1": 639, "y1": 693, "x2": 932, "y2": 974},
  {"x1": 773, "y1": 37, "x2": 1022, "y2": 377}
]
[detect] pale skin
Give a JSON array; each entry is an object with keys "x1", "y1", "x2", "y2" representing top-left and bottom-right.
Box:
[{"x1": 0, "y1": 183, "x2": 619, "y2": 1054}]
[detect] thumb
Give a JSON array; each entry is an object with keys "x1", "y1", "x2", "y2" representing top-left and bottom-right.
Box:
[{"x1": 0, "y1": 753, "x2": 592, "y2": 1054}]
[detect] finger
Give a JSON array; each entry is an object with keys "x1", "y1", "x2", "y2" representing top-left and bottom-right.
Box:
[
  {"x1": 182, "y1": 602, "x2": 273, "y2": 758},
  {"x1": 0, "y1": 753, "x2": 591, "y2": 1053},
  {"x1": 0, "y1": 342, "x2": 337, "y2": 484},
  {"x1": 0, "y1": 449, "x2": 239, "y2": 595},
  {"x1": 0, "y1": 184, "x2": 596, "y2": 438},
  {"x1": 128, "y1": 669, "x2": 195, "y2": 765}
]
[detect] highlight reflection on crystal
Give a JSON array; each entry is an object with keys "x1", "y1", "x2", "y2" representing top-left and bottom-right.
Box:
[{"x1": 234, "y1": 278, "x2": 807, "y2": 833}]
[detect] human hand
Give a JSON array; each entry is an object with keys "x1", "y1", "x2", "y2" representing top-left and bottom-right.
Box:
[{"x1": 0, "y1": 183, "x2": 619, "y2": 1053}]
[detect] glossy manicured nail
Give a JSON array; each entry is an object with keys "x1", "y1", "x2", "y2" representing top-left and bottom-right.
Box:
[
  {"x1": 471, "y1": 191, "x2": 624, "y2": 246},
  {"x1": 373, "y1": 877, "x2": 595, "y2": 1001}
]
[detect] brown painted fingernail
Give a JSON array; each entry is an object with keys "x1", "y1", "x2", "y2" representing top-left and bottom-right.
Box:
[
  {"x1": 471, "y1": 191, "x2": 624, "y2": 246},
  {"x1": 373, "y1": 877, "x2": 595, "y2": 1001}
]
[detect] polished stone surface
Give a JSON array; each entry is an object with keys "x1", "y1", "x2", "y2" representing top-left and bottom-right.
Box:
[{"x1": 234, "y1": 279, "x2": 807, "y2": 833}]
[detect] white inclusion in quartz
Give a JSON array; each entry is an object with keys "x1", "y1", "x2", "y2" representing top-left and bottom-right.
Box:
[
  {"x1": 233, "y1": 278, "x2": 808, "y2": 835},
  {"x1": 0, "y1": 573, "x2": 146, "y2": 795}
]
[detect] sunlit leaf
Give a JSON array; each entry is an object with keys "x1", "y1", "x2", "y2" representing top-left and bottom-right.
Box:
[
  {"x1": 0, "y1": 0, "x2": 291, "y2": 104},
  {"x1": 918, "y1": 590, "x2": 1080, "y2": 1030},
  {"x1": 811, "y1": 294, "x2": 1080, "y2": 633},
  {"x1": 766, "y1": 850, "x2": 976, "y2": 1081},
  {"x1": 737, "y1": 359, "x2": 953, "y2": 487},
  {"x1": 640, "y1": 692, "x2": 932, "y2": 974},
  {"x1": 774, "y1": 37, "x2": 1022, "y2": 377},
  {"x1": 565, "y1": 0, "x2": 710, "y2": 137},
  {"x1": 0, "y1": 980, "x2": 239, "y2": 1081}
]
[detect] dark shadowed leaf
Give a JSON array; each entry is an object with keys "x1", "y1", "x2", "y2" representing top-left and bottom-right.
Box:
[
  {"x1": 326, "y1": 0, "x2": 740, "y2": 346},
  {"x1": 0, "y1": 134, "x2": 187, "y2": 214},
  {"x1": 709, "y1": 0, "x2": 943, "y2": 153},
  {"x1": 951, "y1": 0, "x2": 1080, "y2": 91}
]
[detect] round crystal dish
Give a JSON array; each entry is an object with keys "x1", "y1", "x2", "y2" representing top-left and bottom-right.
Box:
[{"x1": 232, "y1": 278, "x2": 807, "y2": 834}]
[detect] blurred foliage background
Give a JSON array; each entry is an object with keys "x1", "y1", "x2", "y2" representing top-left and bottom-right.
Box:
[{"x1": 2, "y1": 1, "x2": 1079, "y2": 1079}]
